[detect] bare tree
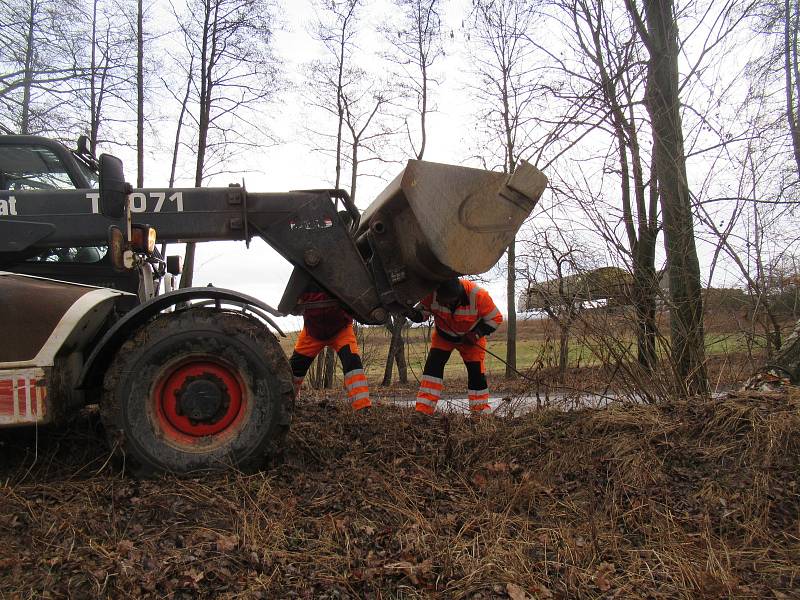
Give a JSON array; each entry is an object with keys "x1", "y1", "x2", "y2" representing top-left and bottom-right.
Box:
[
  {"x1": 466, "y1": 0, "x2": 544, "y2": 378},
  {"x1": 741, "y1": 0, "x2": 800, "y2": 379},
  {"x1": 176, "y1": 0, "x2": 281, "y2": 288}
]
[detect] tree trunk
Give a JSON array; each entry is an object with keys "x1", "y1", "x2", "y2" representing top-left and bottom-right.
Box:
[
  {"x1": 181, "y1": 0, "x2": 213, "y2": 290},
  {"x1": 382, "y1": 317, "x2": 407, "y2": 386},
  {"x1": 136, "y1": 0, "x2": 144, "y2": 188},
  {"x1": 89, "y1": 0, "x2": 97, "y2": 151},
  {"x1": 505, "y1": 241, "x2": 517, "y2": 378},
  {"x1": 634, "y1": 232, "x2": 658, "y2": 369},
  {"x1": 558, "y1": 322, "x2": 569, "y2": 383},
  {"x1": 785, "y1": 0, "x2": 800, "y2": 175},
  {"x1": 20, "y1": 0, "x2": 35, "y2": 134},
  {"x1": 322, "y1": 347, "x2": 336, "y2": 388},
  {"x1": 772, "y1": 318, "x2": 800, "y2": 381},
  {"x1": 639, "y1": 0, "x2": 708, "y2": 395},
  {"x1": 309, "y1": 354, "x2": 323, "y2": 389}
]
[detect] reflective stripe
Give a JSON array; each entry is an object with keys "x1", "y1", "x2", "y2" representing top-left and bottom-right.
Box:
[
  {"x1": 346, "y1": 377, "x2": 367, "y2": 389},
  {"x1": 420, "y1": 380, "x2": 443, "y2": 391},
  {"x1": 348, "y1": 385, "x2": 370, "y2": 396},
  {"x1": 469, "y1": 389, "x2": 490, "y2": 407},
  {"x1": 416, "y1": 391, "x2": 440, "y2": 402},
  {"x1": 420, "y1": 375, "x2": 443, "y2": 384},
  {"x1": 345, "y1": 371, "x2": 368, "y2": 391},
  {"x1": 349, "y1": 390, "x2": 370, "y2": 402},
  {"x1": 483, "y1": 307, "x2": 500, "y2": 321},
  {"x1": 415, "y1": 397, "x2": 437, "y2": 408}
]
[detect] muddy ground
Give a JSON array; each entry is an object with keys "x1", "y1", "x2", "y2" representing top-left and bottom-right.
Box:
[{"x1": 1, "y1": 388, "x2": 799, "y2": 599}]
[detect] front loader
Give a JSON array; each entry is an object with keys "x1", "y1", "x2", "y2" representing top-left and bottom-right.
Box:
[{"x1": 0, "y1": 134, "x2": 547, "y2": 474}]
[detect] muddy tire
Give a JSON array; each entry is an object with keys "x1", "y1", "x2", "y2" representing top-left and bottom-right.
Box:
[{"x1": 101, "y1": 308, "x2": 293, "y2": 476}]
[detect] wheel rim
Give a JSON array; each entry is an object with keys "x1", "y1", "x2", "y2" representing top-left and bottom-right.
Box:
[{"x1": 154, "y1": 359, "x2": 245, "y2": 442}]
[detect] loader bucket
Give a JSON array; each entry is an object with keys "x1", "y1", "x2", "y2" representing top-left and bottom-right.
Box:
[{"x1": 357, "y1": 159, "x2": 547, "y2": 310}]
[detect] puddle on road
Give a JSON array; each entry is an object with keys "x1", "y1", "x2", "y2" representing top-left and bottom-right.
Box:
[
  {"x1": 385, "y1": 391, "x2": 619, "y2": 415},
  {"x1": 384, "y1": 388, "x2": 731, "y2": 415}
]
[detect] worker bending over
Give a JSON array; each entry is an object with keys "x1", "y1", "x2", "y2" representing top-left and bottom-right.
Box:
[
  {"x1": 289, "y1": 282, "x2": 371, "y2": 411},
  {"x1": 411, "y1": 278, "x2": 503, "y2": 415}
]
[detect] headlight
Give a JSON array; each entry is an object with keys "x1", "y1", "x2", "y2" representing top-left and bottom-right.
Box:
[{"x1": 131, "y1": 224, "x2": 156, "y2": 253}]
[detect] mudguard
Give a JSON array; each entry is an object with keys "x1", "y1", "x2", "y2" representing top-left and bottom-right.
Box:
[{"x1": 78, "y1": 287, "x2": 284, "y2": 390}]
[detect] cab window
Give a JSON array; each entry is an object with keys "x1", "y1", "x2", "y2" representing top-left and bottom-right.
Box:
[
  {"x1": 0, "y1": 144, "x2": 76, "y2": 190},
  {"x1": 27, "y1": 246, "x2": 108, "y2": 264}
]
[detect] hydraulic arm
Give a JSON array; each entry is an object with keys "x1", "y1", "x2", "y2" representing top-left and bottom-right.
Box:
[{"x1": 1, "y1": 149, "x2": 547, "y2": 323}]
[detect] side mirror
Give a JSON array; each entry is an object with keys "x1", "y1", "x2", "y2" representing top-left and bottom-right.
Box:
[{"x1": 98, "y1": 154, "x2": 131, "y2": 219}]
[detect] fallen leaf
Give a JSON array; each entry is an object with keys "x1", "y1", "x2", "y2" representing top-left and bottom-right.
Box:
[
  {"x1": 593, "y1": 562, "x2": 615, "y2": 592},
  {"x1": 187, "y1": 568, "x2": 204, "y2": 583},
  {"x1": 506, "y1": 582, "x2": 528, "y2": 600},
  {"x1": 488, "y1": 462, "x2": 510, "y2": 473},
  {"x1": 116, "y1": 540, "x2": 134, "y2": 557},
  {"x1": 216, "y1": 533, "x2": 239, "y2": 552},
  {"x1": 472, "y1": 472, "x2": 487, "y2": 488},
  {"x1": 386, "y1": 559, "x2": 432, "y2": 585},
  {"x1": 531, "y1": 582, "x2": 554, "y2": 599}
]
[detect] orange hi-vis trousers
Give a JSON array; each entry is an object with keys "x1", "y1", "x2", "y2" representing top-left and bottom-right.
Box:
[{"x1": 289, "y1": 325, "x2": 371, "y2": 411}]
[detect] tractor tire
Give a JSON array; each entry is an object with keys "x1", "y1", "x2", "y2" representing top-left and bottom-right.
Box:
[{"x1": 101, "y1": 308, "x2": 293, "y2": 476}]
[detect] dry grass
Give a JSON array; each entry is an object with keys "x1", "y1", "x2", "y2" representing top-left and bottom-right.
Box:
[{"x1": 1, "y1": 388, "x2": 799, "y2": 599}]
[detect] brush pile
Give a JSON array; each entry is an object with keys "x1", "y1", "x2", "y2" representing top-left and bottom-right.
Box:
[{"x1": 1, "y1": 389, "x2": 799, "y2": 599}]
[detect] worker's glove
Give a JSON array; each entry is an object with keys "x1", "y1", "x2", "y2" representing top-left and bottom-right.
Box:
[
  {"x1": 407, "y1": 308, "x2": 427, "y2": 323},
  {"x1": 471, "y1": 321, "x2": 496, "y2": 338},
  {"x1": 463, "y1": 332, "x2": 480, "y2": 345}
]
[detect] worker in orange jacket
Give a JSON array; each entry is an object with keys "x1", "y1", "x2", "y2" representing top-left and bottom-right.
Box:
[
  {"x1": 410, "y1": 278, "x2": 503, "y2": 415},
  {"x1": 289, "y1": 282, "x2": 371, "y2": 411}
]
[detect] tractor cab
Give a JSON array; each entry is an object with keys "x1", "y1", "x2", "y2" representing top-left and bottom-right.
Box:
[{"x1": 0, "y1": 135, "x2": 139, "y2": 294}]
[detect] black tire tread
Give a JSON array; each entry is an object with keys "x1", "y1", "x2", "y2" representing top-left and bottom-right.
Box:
[{"x1": 101, "y1": 308, "x2": 293, "y2": 476}]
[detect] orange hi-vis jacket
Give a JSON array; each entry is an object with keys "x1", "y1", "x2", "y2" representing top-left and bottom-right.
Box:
[{"x1": 419, "y1": 279, "x2": 503, "y2": 339}]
